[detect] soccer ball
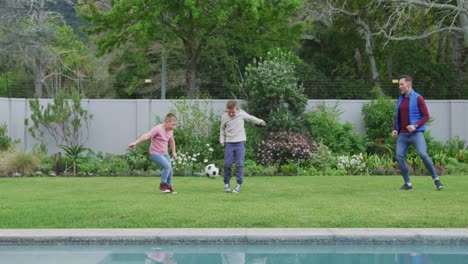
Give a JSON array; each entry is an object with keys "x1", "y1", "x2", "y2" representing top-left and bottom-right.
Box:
[{"x1": 205, "y1": 164, "x2": 219, "y2": 178}]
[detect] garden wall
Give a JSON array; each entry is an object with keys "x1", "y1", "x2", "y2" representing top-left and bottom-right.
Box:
[{"x1": 0, "y1": 98, "x2": 467, "y2": 154}]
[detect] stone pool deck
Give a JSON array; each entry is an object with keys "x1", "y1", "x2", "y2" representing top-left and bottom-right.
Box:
[{"x1": 1, "y1": 228, "x2": 468, "y2": 245}]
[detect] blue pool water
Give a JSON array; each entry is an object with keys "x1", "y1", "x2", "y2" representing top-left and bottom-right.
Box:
[{"x1": 1, "y1": 244, "x2": 467, "y2": 264}]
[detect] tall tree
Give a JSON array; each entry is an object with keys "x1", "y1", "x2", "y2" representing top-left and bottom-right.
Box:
[
  {"x1": 0, "y1": 0, "x2": 63, "y2": 97},
  {"x1": 326, "y1": 0, "x2": 385, "y2": 94},
  {"x1": 0, "y1": 0, "x2": 93, "y2": 97},
  {"x1": 377, "y1": 0, "x2": 468, "y2": 71},
  {"x1": 81, "y1": 0, "x2": 303, "y2": 98}
]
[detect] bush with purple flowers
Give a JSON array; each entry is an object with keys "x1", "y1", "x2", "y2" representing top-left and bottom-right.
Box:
[{"x1": 253, "y1": 131, "x2": 314, "y2": 167}]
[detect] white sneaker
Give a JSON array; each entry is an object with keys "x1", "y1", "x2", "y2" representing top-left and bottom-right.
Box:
[
  {"x1": 224, "y1": 184, "x2": 230, "y2": 192},
  {"x1": 233, "y1": 184, "x2": 241, "y2": 194}
]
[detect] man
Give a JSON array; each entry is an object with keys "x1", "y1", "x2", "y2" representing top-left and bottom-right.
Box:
[{"x1": 391, "y1": 75, "x2": 444, "y2": 191}]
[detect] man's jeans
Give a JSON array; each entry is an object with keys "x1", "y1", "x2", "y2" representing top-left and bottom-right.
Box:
[
  {"x1": 396, "y1": 132, "x2": 438, "y2": 183},
  {"x1": 224, "y1": 142, "x2": 245, "y2": 185},
  {"x1": 150, "y1": 153, "x2": 173, "y2": 187}
]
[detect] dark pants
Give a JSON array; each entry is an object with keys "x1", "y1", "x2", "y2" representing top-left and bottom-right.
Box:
[{"x1": 224, "y1": 142, "x2": 245, "y2": 185}]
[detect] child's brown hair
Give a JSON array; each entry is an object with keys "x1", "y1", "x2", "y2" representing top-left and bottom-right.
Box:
[
  {"x1": 164, "y1": 113, "x2": 177, "y2": 122},
  {"x1": 226, "y1": 100, "x2": 238, "y2": 110}
]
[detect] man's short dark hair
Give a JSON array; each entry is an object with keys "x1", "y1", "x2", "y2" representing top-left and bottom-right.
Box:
[{"x1": 399, "y1": 75, "x2": 412, "y2": 83}]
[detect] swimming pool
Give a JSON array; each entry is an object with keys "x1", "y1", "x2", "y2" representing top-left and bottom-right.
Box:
[
  {"x1": 1, "y1": 229, "x2": 467, "y2": 264},
  {"x1": 1, "y1": 243, "x2": 468, "y2": 264}
]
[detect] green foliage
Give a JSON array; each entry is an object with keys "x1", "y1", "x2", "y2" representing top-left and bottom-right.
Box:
[
  {"x1": 455, "y1": 149, "x2": 468, "y2": 164},
  {"x1": 280, "y1": 163, "x2": 298, "y2": 176},
  {"x1": 25, "y1": 88, "x2": 93, "y2": 146},
  {"x1": 445, "y1": 158, "x2": 468, "y2": 174},
  {"x1": 444, "y1": 137, "x2": 466, "y2": 158},
  {"x1": 305, "y1": 103, "x2": 365, "y2": 155},
  {"x1": 0, "y1": 123, "x2": 19, "y2": 151},
  {"x1": 389, "y1": 41, "x2": 463, "y2": 99},
  {"x1": 0, "y1": 150, "x2": 39, "y2": 175},
  {"x1": 169, "y1": 99, "x2": 220, "y2": 162},
  {"x1": 96, "y1": 154, "x2": 131, "y2": 176},
  {"x1": 308, "y1": 143, "x2": 337, "y2": 175},
  {"x1": 60, "y1": 144, "x2": 89, "y2": 176},
  {"x1": 82, "y1": 0, "x2": 304, "y2": 97},
  {"x1": 125, "y1": 146, "x2": 151, "y2": 172},
  {"x1": 364, "y1": 154, "x2": 397, "y2": 176},
  {"x1": 244, "y1": 125, "x2": 266, "y2": 161},
  {"x1": 361, "y1": 97, "x2": 396, "y2": 155},
  {"x1": 244, "y1": 159, "x2": 263, "y2": 177},
  {"x1": 242, "y1": 49, "x2": 307, "y2": 131},
  {"x1": 76, "y1": 155, "x2": 99, "y2": 176}
]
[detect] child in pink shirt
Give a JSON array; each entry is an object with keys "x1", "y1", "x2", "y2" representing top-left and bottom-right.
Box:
[{"x1": 128, "y1": 113, "x2": 177, "y2": 193}]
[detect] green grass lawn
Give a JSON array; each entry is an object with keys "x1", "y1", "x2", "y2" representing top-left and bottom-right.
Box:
[{"x1": 0, "y1": 176, "x2": 467, "y2": 228}]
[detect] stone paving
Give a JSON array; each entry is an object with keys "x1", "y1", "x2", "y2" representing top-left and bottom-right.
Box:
[{"x1": 1, "y1": 228, "x2": 468, "y2": 245}]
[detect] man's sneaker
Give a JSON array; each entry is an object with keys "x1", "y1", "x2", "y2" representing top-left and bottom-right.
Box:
[
  {"x1": 434, "y1": 180, "x2": 444, "y2": 191},
  {"x1": 159, "y1": 182, "x2": 164, "y2": 191},
  {"x1": 224, "y1": 184, "x2": 230, "y2": 193},
  {"x1": 160, "y1": 183, "x2": 171, "y2": 193},
  {"x1": 168, "y1": 187, "x2": 177, "y2": 194},
  {"x1": 233, "y1": 184, "x2": 241, "y2": 194},
  {"x1": 400, "y1": 183, "x2": 413, "y2": 190}
]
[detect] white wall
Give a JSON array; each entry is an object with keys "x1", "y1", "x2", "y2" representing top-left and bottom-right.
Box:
[{"x1": 1, "y1": 98, "x2": 467, "y2": 154}]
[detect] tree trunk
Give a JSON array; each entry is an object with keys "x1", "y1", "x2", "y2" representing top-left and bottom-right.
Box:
[
  {"x1": 184, "y1": 41, "x2": 200, "y2": 98},
  {"x1": 457, "y1": 0, "x2": 468, "y2": 72},
  {"x1": 357, "y1": 19, "x2": 383, "y2": 95},
  {"x1": 436, "y1": 33, "x2": 445, "y2": 63},
  {"x1": 386, "y1": 53, "x2": 393, "y2": 79},
  {"x1": 34, "y1": 56, "x2": 44, "y2": 97},
  {"x1": 421, "y1": 6, "x2": 429, "y2": 49}
]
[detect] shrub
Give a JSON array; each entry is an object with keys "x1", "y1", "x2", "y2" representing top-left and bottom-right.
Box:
[
  {"x1": 308, "y1": 142, "x2": 337, "y2": 175},
  {"x1": 25, "y1": 88, "x2": 92, "y2": 146},
  {"x1": 336, "y1": 153, "x2": 366, "y2": 175},
  {"x1": 169, "y1": 99, "x2": 220, "y2": 164},
  {"x1": 0, "y1": 150, "x2": 39, "y2": 175},
  {"x1": 244, "y1": 160, "x2": 263, "y2": 177},
  {"x1": 0, "y1": 123, "x2": 18, "y2": 151},
  {"x1": 445, "y1": 157, "x2": 468, "y2": 174},
  {"x1": 96, "y1": 154, "x2": 130, "y2": 176},
  {"x1": 254, "y1": 131, "x2": 313, "y2": 167},
  {"x1": 241, "y1": 49, "x2": 307, "y2": 132},
  {"x1": 361, "y1": 97, "x2": 396, "y2": 156},
  {"x1": 444, "y1": 137, "x2": 466, "y2": 158},
  {"x1": 305, "y1": 103, "x2": 365, "y2": 155},
  {"x1": 363, "y1": 154, "x2": 397, "y2": 176},
  {"x1": 280, "y1": 163, "x2": 298, "y2": 176}
]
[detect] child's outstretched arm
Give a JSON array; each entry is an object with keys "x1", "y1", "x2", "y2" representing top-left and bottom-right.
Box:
[
  {"x1": 244, "y1": 112, "x2": 266, "y2": 126},
  {"x1": 127, "y1": 132, "x2": 151, "y2": 149}
]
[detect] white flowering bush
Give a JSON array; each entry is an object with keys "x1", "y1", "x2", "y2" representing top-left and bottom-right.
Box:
[
  {"x1": 336, "y1": 153, "x2": 366, "y2": 175},
  {"x1": 241, "y1": 49, "x2": 307, "y2": 131},
  {"x1": 172, "y1": 144, "x2": 214, "y2": 175}
]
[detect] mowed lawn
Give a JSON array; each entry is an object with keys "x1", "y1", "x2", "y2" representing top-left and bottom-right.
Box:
[{"x1": 0, "y1": 176, "x2": 467, "y2": 228}]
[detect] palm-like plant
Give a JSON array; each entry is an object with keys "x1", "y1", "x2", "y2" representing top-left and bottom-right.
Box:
[{"x1": 59, "y1": 144, "x2": 89, "y2": 176}]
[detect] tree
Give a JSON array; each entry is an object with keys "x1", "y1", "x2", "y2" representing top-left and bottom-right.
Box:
[
  {"x1": 0, "y1": 0, "x2": 96, "y2": 97},
  {"x1": 376, "y1": 0, "x2": 467, "y2": 71},
  {"x1": 81, "y1": 0, "x2": 303, "y2": 98},
  {"x1": 326, "y1": 0, "x2": 385, "y2": 94},
  {"x1": 25, "y1": 88, "x2": 93, "y2": 146}
]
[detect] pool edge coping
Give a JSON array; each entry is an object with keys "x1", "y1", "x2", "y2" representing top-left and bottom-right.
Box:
[{"x1": 1, "y1": 228, "x2": 468, "y2": 245}]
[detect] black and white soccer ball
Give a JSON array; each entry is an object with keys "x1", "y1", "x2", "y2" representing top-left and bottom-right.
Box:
[{"x1": 205, "y1": 164, "x2": 219, "y2": 179}]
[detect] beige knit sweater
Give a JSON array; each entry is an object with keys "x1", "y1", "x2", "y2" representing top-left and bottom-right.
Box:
[{"x1": 219, "y1": 110, "x2": 264, "y2": 144}]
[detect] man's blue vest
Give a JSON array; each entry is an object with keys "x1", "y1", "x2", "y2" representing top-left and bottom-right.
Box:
[{"x1": 395, "y1": 89, "x2": 426, "y2": 133}]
